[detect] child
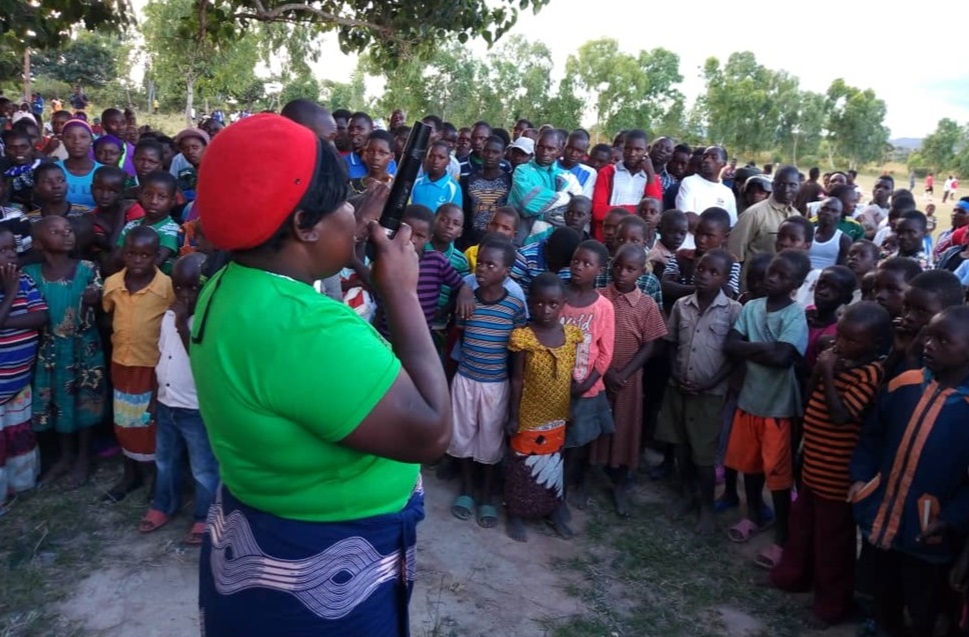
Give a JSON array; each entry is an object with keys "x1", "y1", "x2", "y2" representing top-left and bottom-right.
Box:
[
  {"x1": 171, "y1": 128, "x2": 208, "y2": 202},
  {"x1": 886, "y1": 209, "x2": 932, "y2": 270},
  {"x1": 772, "y1": 215, "x2": 818, "y2": 308},
  {"x1": 114, "y1": 171, "x2": 180, "y2": 273},
  {"x1": 724, "y1": 249, "x2": 811, "y2": 570},
  {"x1": 595, "y1": 216, "x2": 663, "y2": 306},
  {"x1": 591, "y1": 244, "x2": 667, "y2": 515},
  {"x1": 2, "y1": 129, "x2": 42, "y2": 208},
  {"x1": 465, "y1": 206, "x2": 518, "y2": 270},
  {"x1": 139, "y1": 253, "x2": 219, "y2": 546},
  {"x1": 804, "y1": 265, "x2": 856, "y2": 367},
  {"x1": 86, "y1": 166, "x2": 129, "y2": 268},
  {"x1": 121, "y1": 138, "x2": 167, "y2": 202},
  {"x1": 411, "y1": 141, "x2": 462, "y2": 211},
  {"x1": 510, "y1": 226, "x2": 581, "y2": 291},
  {"x1": 662, "y1": 207, "x2": 742, "y2": 309},
  {"x1": 24, "y1": 217, "x2": 105, "y2": 487},
  {"x1": 0, "y1": 228, "x2": 48, "y2": 509},
  {"x1": 56, "y1": 119, "x2": 101, "y2": 209},
  {"x1": 771, "y1": 302, "x2": 892, "y2": 627},
  {"x1": 349, "y1": 130, "x2": 395, "y2": 194},
  {"x1": 885, "y1": 269, "x2": 964, "y2": 380},
  {"x1": 635, "y1": 196, "x2": 661, "y2": 249},
  {"x1": 851, "y1": 306, "x2": 969, "y2": 637},
  {"x1": 657, "y1": 249, "x2": 741, "y2": 533},
  {"x1": 809, "y1": 197, "x2": 852, "y2": 269},
  {"x1": 601, "y1": 207, "x2": 631, "y2": 256},
  {"x1": 29, "y1": 163, "x2": 91, "y2": 220},
  {"x1": 93, "y1": 135, "x2": 124, "y2": 171},
  {"x1": 561, "y1": 240, "x2": 615, "y2": 507},
  {"x1": 460, "y1": 135, "x2": 511, "y2": 247},
  {"x1": 846, "y1": 239, "x2": 879, "y2": 303},
  {"x1": 448, "y1": 237, "x2": 526, "y2": 529},
  {"x1": 872, "y1": 256, "x2": 923, "y2": 322},
  {"x1": 426, "y1": 203, "x2": 470, "y2": 317},
  {"x1": 648, "y1": 208, "x2": 687, "y2": 277},
  {"x1": 505, "y1": 273, "x2": 583, "y2": 542},
  {"x1": 524, "y1": 196, "x2": 593, "y2": 245},
  {"x1": 102, "y1": 226, "x2": 175, "y2": 501}
]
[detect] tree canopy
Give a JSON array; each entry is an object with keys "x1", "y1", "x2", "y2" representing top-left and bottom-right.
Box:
[{"x1": 32, "y1": 33, "x2": 119, "y2": 89}]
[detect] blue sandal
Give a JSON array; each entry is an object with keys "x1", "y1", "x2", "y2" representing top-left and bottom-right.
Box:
[
  {"x1": 451, "y1": 494, "x2": 475, "y2": 521},
  {"x1": 476, "y1": 504, "x2": 499, "y2": 528}
]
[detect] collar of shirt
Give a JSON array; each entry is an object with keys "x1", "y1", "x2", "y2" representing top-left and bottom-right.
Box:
[
  {"x1": 614, "y1": 161, "x2": 646, "y2": 178},
  {"x1": 684, "y1": 288, "x2": 729, "y2": 311},
  {"x1": 105, "y1": 268, "x2": 171, "y2": 298},
  {"x1": 613, "y1": 284, "x2": 643, "y2": 305}
]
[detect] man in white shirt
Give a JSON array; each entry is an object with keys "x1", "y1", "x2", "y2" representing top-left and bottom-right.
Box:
[
  {"x1": 557, "y1": 130, "x2": 597, "y2": 198},
  {"x1": 675, "y1": 146, "x2": 738, "y2": 226}
]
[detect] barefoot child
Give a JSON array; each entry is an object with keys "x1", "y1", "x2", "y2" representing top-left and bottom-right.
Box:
[
  {"x1": 657, "y1": 249, "x2": 741, "y2": 534},
  {"x1": 851, "y1": 306, "x2": 969, "y2": 637},
  {"x1": 505, "y1": 273, "x2": 583, "y2": 541},
  {"x1": 448, "y1": 237, "x2": 526, "y2": 528},
  {"x1": 591, "y1": 244, "x2": 667, "y2": 516},
  {"x1": 0, "y1": 229, "x2": 48, "y2": 509},
  {"x1": 102, "y1": 226, "x2": 175, "y2": 501},
  {"x1": 561, "y1": 240, "x2": 615, "y2": 507},
  {"x1": 24, "y1": 217, "x2": 106, "y2": 487},
  {"x1": 139, "y1": 253, "x2": 219, "y2": 545},
  {"x1": 770, "y1": 302, "x2": 891, "y2": 627},
  {"x1": 724, "y1": 249, "x2": 811, "y2": 569}
]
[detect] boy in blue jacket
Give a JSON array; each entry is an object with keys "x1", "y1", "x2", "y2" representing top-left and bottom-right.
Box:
[{"x1": 850, "y1": 305, "x2": 969, "y2": 637}]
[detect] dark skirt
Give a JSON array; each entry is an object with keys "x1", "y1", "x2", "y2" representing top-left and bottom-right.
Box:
[
  {"x1": 200, "y1": 480, "x2": 425, "y2": 637},
  {"x1": 504, "y1": 450, "x2": 563, "y2": 519}
]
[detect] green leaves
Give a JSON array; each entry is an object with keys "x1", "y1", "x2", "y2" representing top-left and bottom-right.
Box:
[{"x1": 32, "y1": 33, "x2": 118, "y2": 88}]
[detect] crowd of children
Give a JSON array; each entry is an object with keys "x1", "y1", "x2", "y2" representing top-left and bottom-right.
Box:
[{"x1": 4, "y1": 96, "x2": 969, "y2": 634}]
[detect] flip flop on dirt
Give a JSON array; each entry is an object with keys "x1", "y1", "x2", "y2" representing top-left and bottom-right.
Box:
[
  {"x1": 476, "y1": 504, "x2": 498, "y2": 529},
  {"x1": 754, "y1": 543, "x2": 784, "y2": 569},
  {"x1": 727, "y1": 517, "x2": 768, "y2": 543},
  {"x1": 451, "y1": 494, "x2": 475, "y2": 521},
  {"x1": 139, "y1": 508, "x2": 170, "y2": 534},
  {"x1": 183, "y1": 522, "x2": 206, "y2": 546}
]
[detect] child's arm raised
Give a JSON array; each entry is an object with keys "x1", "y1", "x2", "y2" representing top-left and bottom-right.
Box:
[{"x1": 0, "y1": 266, "x2": 47, "y2": 330}]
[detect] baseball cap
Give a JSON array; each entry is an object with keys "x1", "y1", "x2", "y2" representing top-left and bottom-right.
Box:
[{"x1": 508, "y1": 137, "x2": 535, "y2": 155}]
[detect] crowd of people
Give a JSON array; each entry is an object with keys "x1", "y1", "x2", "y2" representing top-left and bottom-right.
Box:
[{"x1": 2, "y1": 93, "x2": 969, "y2": 636}]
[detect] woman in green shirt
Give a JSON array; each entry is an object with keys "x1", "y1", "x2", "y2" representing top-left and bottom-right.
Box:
[{"x1": 191, "y1": 114, "x2": 451, "y2": 637}]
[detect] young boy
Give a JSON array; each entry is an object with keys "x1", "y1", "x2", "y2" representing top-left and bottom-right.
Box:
[
  {"x1": 139, "y1": 253, "x2": 219, "y2": 546},
  {"x1": 771, "y1": 302, "x2": 892, "y2": 627},
  {"x1": 591, "y1": 244, "x2": 667, "y2": 516},
  {"x1": 561, "y1": 240, "x2": 615, "y2": 507},
  {"x1": 464, "y1": 206, "x2": 518, "y2": 270},
  {"x1": 648, "y1": 208, "x2": 687, "y2": 276},
  {"x1": 102, "y1": 226, "x2": 175, "y2": 501},
  {"x1": 461, "y1": 135, "x2": 511, "y2": 247},
  {"x1": 114, "y1": 171, "x2": 181, "y2": 274},
  {"x1": 601, "y1": 208, "x2": 631, "y2": 256},
  {"x1": 804, "y1": 265, "x2": 857, "y2": 367},
  {"x1": 426, "y1": 203, "x2": 470, "y2": 316},
  {"x1": 656, "y1": 248, "x2": 741, "y2": 534},
  {"x1": 846, "y1": 239, "x2": 879, "y2": 303},
  {"x1": 886, "y1": 209, "x2": 932, "y2": 270},
  {"x1": 662, "y1": 207, "x2": 741, "y2": 310},
  {"x1": 511, "y1": 226, "x2": 582, "y2": 291},
  {"x1": 412, "y1": 141, "x2": 462, "y2": 212},
  {"x1": 1, "y1": 129, "x2": 42, "y2": 208},
  {"x1": 448, "y1": 237, "x2": 526, "y2": 528},
  {"x1": 771, "y1": 215, "x2": 818, "y2": 308},
  {"x1": 593, "y1": 215, "x2": 663, "y2": 305},
  {"x1": 524, "y1": 195, "x2": 592, "y2": 245},
  {"x1": 724, "y1": 249, "x2": 811, "y2": 569},
  {"x1": 872, "y1": 256, "x2": 924, "y2": 322},
  {"x1": 851, "y1": 306, "x2": 969, "y2": 637}
]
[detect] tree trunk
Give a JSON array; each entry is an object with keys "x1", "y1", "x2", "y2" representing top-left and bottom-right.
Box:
[
  {"x1": 792, "y1": 135, "x2": 798, "y2": 167},
  {"x1": 185, "y1": 77, "x2": 195, "y2": 128}
]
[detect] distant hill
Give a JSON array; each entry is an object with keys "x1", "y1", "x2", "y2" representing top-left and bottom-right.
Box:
[{"x1": 890, "y1": 137, "x2": 922, "y2": 150}]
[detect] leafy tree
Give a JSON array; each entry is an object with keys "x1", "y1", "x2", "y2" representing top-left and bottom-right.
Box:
[
  {"x1": 484, "y1": 36, "x2": 553, "y2": 123},
  {"x1": 322, "y1": 66, "x2": 368, "y2": 112},
  {"x1": 919, "y1": 118, "x2": 964, "y2": 172},
  {"x1": 32, "y1": 33, "x2": 119, "y2": 89},
  {"x1": 824, "y1": 78, "x2": 890, "y2": 169},
  {"x1": 776, "y1": 89, "x2": 826, "y2": 166},
  {"x1": 1, "y1": 0, "x2": 129, "y2": 54}
]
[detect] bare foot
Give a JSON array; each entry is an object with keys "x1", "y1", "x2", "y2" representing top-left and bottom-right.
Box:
[
  {"x1": 612, "y1": 484, "x2": 631, "y2": 518},
  {"x1": 548, "y1": 505, "x2": 574, "y2": 540},
  {"x1": 505, "y1": 516, "x2": 528, "y2": 542},
  {"x1": 695, "y1": 507, "x2": 716, "y2": 535},
  {"x1": 559, "y1": 501, "x2": 572, "y2": 523},
  {"x1": 66, "y1": 454, "x2": 90, "y2": 489},
  {"x1": 670, "y1": 496, "x2": 696, "y2": 520},
  {"x1": 40, "y1": 457, "x2": 73, "y2": 486},
  {"x1": 569, "y1": 483, "x2": 589, "y2": 510},
  {"x1": 804, "y1": 613, "x2": 830, "y2": 631}
]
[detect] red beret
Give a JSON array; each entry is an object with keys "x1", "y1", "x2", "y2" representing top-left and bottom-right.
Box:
[{"x1": 196, "y1": 113, "x2": 318, "y2": 251}]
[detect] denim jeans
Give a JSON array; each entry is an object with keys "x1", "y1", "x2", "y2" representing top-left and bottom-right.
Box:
[{"x1": 152, "y1": 403, "x2": 219, "y2": 521}]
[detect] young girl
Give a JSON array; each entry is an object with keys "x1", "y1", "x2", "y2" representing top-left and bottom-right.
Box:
[
  {"x1": 30, "y1": 164, "x2": 91, "y2": 220},
  {"x1": 24, "y1": 216, "x2": 106, "y2": 487},
  {"x1": 93, "y1": 135, "x2": 124, "y2": 171},
  {"x1": 54, "y1": 119, "x2": 102, "y2": 209},
  {"x1": 505, "y1": 273, "x2": 583, "y2": 542},
  {"x1": 591, "y1": 244, "x2": 667, "y2": 516},
  {"x1": 101, "y1": 226, "x2": 175, "y2": 501},
  {"x1": 0, "y1": 229, "x2": 48, "y2": 510},
  {"x1": 349, "y1": 131, "x2": 395, "y2": 194},
  {"x1": 561, "y1": 240, "x2": 615, "y2": 508}
]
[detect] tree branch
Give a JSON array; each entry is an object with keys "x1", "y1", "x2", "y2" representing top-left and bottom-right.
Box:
[{"x1": 233, "y1": 0, "x2": 395, "y2": 37}]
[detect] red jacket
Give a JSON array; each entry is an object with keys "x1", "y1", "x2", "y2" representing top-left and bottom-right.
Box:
[{"x1": 591, "y1": 163, "x2": 662, "y2": 240}]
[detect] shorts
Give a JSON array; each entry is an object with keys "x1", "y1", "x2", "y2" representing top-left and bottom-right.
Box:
[
  {"x1": 654, "y1": 385, "x2": 724, "y2": 466},
  {"x1": 447, "y1": 374, "x2": 508, "y2": 465},
  {"x1": 723, "y1": 408, "x2": 793, "y2": 491},
  {"x1": 565, "y1": 392, "x2": 614, "y2": 449}
]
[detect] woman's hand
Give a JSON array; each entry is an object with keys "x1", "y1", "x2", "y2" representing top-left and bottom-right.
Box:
[
  {"x1": 367, "y1": 220, "x2": 418, "y2": 297},
  {"x1": 353, "y1": 184, "x2": 391, "y2": 242}
]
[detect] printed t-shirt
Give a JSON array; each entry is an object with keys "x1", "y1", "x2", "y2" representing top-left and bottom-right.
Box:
[
  {"x1": 190, "y1": 262, "x2": 413, "y2": 522},
  {"x1": 559, "y1": 293, "x2": 615, "y2": 398}
]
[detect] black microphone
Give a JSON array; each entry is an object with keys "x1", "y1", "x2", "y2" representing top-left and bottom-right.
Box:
[{"x1": 377, "y1": 121, "x2": 432, "y2": 237}]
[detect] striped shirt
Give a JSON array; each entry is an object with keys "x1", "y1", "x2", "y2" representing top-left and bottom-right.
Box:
[
  {"x1": 0, "y1": 274, "x2": 48, "y2": 403},
  {"x1": 374, "y1": 251, "x2": 463, "y2": 336},
  {"x1": 457, "y1": 290, "x2": 526, "y2": 382},
  {"x1": 801, "y1": 361, "x2": 883, "y2": 501},
  {"x1": 424, "y1": 242, "x2": 470, "y2": 311},
  {"x1": 462, "y1": 171, "x2": 512, "y2": 238},
  {"x1": 664, "y1": 250, "x2": 741, "y2": 296},
  {"x1": 511, "y1": 240, "x2": 571, "y2": 291}
]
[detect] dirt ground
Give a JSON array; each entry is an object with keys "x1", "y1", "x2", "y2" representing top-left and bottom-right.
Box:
[{"x1": 38, "y1": 464, "x2": 859, "y2": 637}]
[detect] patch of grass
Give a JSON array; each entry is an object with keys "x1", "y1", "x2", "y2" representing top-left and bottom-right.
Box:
[
  {"x1": 549, "y1": 488, "x2": 805, "y2": 637},
  {"x1": 0, "y1": 459, "x2": 141, "y2": 637}
]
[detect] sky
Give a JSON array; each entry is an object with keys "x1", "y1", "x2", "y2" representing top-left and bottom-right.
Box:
[{"x1": 305, "y1": 0, "x2": 969, "y2": 139}]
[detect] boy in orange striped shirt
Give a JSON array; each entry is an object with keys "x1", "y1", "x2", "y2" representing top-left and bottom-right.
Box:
[{"x1": 769, "y1": 302, "x2": 892, "y2": 628}]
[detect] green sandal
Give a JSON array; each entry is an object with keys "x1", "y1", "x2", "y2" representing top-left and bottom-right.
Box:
[
  {"x1": 476, "y1": 504, "x2": 499, "y2": 529},
  {"x1": 451, "y1": 494, "x2": 475, "y2": 521}
]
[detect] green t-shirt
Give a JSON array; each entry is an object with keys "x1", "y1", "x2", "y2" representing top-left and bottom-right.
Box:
[{"x1": 189, "y1": 262, "x2": 415, "y2": 522}]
